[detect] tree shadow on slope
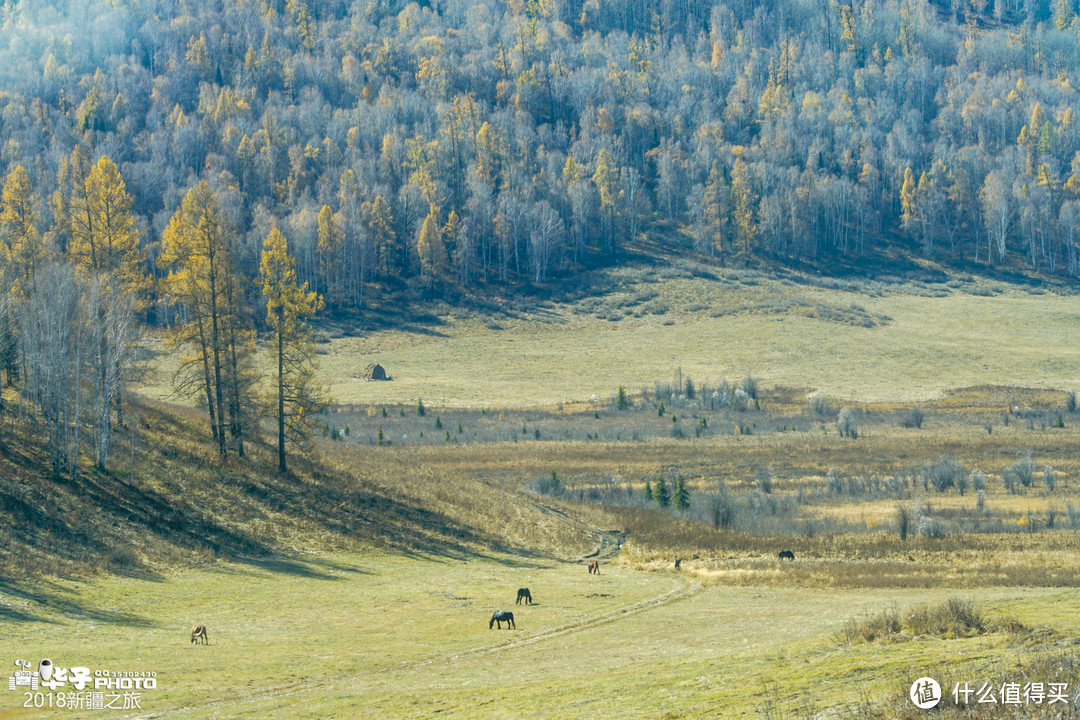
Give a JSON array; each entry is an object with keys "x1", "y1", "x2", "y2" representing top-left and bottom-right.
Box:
[
  {"x1": 234, "y1": 451, "x2": 553, "y2": 569},
  {"x1": 0, "y1": 578, "x2": 154, "y2": 626},
  {"x1": 0, "y1": 402, "x2": 549, "y2": 589}
]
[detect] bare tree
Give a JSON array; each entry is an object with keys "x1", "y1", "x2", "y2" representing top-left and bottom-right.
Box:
[
  {"x1": 19, "y1": 264, "x2": 84, "y2": 480},
  {"x1": 837, "y1": 407, "x2": 859, "y2": 439},
  {"x1": 83, "y1": 276, "x2": 139, "y2": 470},
  {"x1": 529, "y1": 200, "x2": 563, "y2": 282},
  {"x1": 979, "y1": 171, "x2": 1012, "y2": 264}
]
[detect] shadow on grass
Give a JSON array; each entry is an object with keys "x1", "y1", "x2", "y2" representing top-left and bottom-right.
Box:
[
  {"x1": 0, "y1": 602, "x2": 50, "y2": 624},
  {"x1": 0, "y1": 399, "x2": 568, "y2": 590},
  {"x1": 0, "y1": 580, "x2": 154, "y2": 626},
  {"x1": 232, "y1": 555, "x2": 375, "y2": 581}
]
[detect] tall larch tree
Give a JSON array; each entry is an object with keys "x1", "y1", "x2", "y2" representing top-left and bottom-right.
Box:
[
  {"x1": 367, "y1": 195, "x2": 396, "y2": 277},
  {"x1": 316, "y1": 204, "x2": 343, "y2": 308},
  {"x1": 159, "y1": 181, "x2": 252, "y2": 458},
  {"x1": 592, "y1": 148, "x2": 620, "y2": 258},
  {"x1": 51, "y1": 145, "x2": 93, "y2": 255},
  {"x1": 417, "y1": 205, "x2": 447, "y2": 287},
  {"x1": 702, "y1": 162, "x2": 727, "y2": 257},
  {"x1": 260, "y1": 227, "x2": 325, "y2": 473},
  {"x1": 1, "y1": 165, "x2": 49, "y2": 295},
  {"x1": 730, "y1": 146, "x2": 757, "y2": 260},
  {"x1": 72, "y1": 156, "x2": 147, "y2": 291}
]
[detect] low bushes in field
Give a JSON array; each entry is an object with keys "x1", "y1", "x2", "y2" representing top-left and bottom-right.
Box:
[
  {"x1": 808, "y1": 392, "x2": 830, "y2": 417},
  {"x1": 837, "y1": 408, "x2": 859, "y2": 438},
  {"x1": 529, "y1": 471, "x2": 563, "y2": 496},
  {"x1": 900, "y1": 407, "x2": 925, "y2": 428},
  {"x1": 819, "y1": 469, "x2": 908, "y2": 501},
  {"x1": 838, "y1": 598, "x2": 1025, "y2": 645},
  {"x1": 533, "y1": 471, "x2": 843, "y2": 537},
  {"x1": 1001, "y1": 453, "x2": 1058, "y2": 495},
  {"x1": 1003, "y1": 454, "x2": 1036, "y2": 493},
  {"x1": 924, "y1": 455, "x2": 966, "y2": 493}
]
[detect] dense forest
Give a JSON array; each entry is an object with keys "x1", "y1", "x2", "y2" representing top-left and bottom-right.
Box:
[{"x1": 0, "y1": 0, "x2": 1080, "y2": 314}]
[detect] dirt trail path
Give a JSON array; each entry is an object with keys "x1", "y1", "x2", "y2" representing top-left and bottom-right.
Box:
[
  {"x1": 517, "y1": 495, "x2": 626, "y2": 562},
  {"x1": 401, "y1": 576, "x2": 701, "y2": 671}
]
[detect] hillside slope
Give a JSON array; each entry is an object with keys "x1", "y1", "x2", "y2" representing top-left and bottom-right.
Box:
[{"x1": 0, "y1": 400, "x2": 597, "y2": 580}]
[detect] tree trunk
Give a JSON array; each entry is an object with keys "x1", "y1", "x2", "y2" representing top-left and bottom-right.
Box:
[{"x1": 277, "y1": 308, "x2": 286, "y2": 474}]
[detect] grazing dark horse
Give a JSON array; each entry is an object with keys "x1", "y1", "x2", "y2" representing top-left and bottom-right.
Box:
[
  {"x1": 778, "y1": 550, "x2": 795, "y2": 561},
  {"x1": 516, "y1": 588, "x2": 532, "y2": 605},
  {"x1": 674, "y1": 558, "x2": 682, "y2": 570},
  {"x1": 489, "y1": 610, "x2": 515, "y2": 629},
  {"x1": 588, "y1": 560, "x2": 600, "y2": 574}
]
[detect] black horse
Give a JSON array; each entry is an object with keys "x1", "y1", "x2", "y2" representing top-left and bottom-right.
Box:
[
  {"x1": 490, "y1": 610, "x2": 515, "y2": 629},
  {"x1": 778, "y1": 550, "x2": 795, "y2": 561},
  {"x1": 516, "y1": 588, "x2": 532, "y2": 605}
]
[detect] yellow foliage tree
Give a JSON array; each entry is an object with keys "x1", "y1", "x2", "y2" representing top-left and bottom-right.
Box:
[
  {"x1": 316, "y1": 204, "x2": 343, "y2": 307},
  {"x1": 562, "y1": 155, "x2": 581, "y2": 185},
  {"x1": 1, "y1": 165, "x2": 49, "y2": 294},
  {"x1": 368, "y1": 194, "x2": 396, "y2": 276},
  {"x1": 900, "y1": 166, "x2": 917, "y2": 232},
  {"x1": 69, "y1": 156, "x2": 147, "y2": 298},
  {"x1": 702, "y1": 162, "x2": 726, "y2": 256},
  {"x1": 159, "y1": 181, "x2": 254, "y2": 458},
  {"x1": 593, "y1": 148, "x2": 621, "y2": 257},
  {"x1": 51, "y1": 145, "x2": 92, "y2": 255},
  {"x1": 731, "y1": 147, "x2": 756, "y2": 258},
  {"x1": 417, "y1": 206, "x2": 447, "y2": 286},
  {"x1": 475, "y1": 121, "x2": 502, "y2": 187},
  {"x1": 260, "y1": 227, "x2": 325, "y2": 473}
]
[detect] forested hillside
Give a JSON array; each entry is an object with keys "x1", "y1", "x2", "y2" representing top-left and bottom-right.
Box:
[{"x1": 2, "y1": 0, "x2": 1080, "y2": 310}]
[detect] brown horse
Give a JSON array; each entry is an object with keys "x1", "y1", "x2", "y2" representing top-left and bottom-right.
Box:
[
  {"x1": 190, "y1": 624, "x2": 209, "y2": 644},
  {"x1": 516, "y1": 588, "x2": 532, "y2": 605},
  {"x1": 588, "y1": 560, "x2": 600, "y2": 574},
  {"x1": 490, "y1": 610, "x2": 515, "y2": 629}
]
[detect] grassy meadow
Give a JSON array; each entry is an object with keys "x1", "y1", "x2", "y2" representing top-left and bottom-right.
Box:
[
  {"x1": 5, "y1": 550, "x2": 1079, "y2": 720},
  {"x1": 7, "y1": 268, "x2": 1080, "y2": 718},
  {"x1": 143, "y1": 267, "x2": 1080, "y2": 408}
]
